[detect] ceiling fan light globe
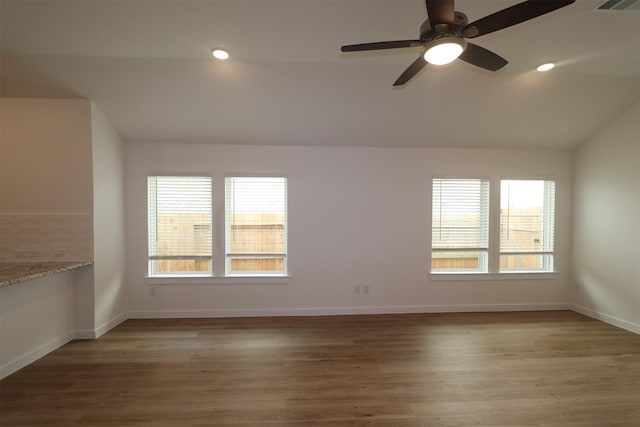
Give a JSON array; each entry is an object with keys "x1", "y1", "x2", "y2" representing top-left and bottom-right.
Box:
[
  {"x1": 423, "y1": 38, "x2": 466, "y2": 65},
  {"x1": 212, "y1": 49, "x2": 230, "y2": 60},
  {"x1": 537, "y1": 62, "x2": 555, "y2": 72}
]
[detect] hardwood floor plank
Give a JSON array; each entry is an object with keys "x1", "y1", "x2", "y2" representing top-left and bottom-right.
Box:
[{"x1": 1, "y1": 311, "x2": 638, "y2": 426}]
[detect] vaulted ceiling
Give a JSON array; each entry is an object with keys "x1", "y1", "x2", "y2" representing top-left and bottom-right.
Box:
[{"x1": 1, "y1": 0, "x2": 638, "y2": 149}]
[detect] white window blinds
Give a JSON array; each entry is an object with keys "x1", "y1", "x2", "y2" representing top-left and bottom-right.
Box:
[
  {"x1": 225, "y1": 177, "x2": 287, "y2": 275},
  {"x1": 432, "y1": 178, "x2": 489, "y2": 272},
  {"x1": 500, "y1": 180, "x2": 555, "y2": 272},
  {"x1": 148, "y1": 176, "x2": 212, "y2": 275}
]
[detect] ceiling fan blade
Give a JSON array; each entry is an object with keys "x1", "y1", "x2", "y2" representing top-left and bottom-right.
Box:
[
  {"x1": 341, "y1": 40, "x2": 423, "y2": 52},
  {"x1": 425, "y1": 0, "x2": 455, "y2": 25},
  {"x1": 458, "y1": 43, "x2": 508, "y2": 71},
  {"x1": 462, "y1": 0, "x2": 575, "y2": 38},
  {"x1": 393, "y1": 57, "x2": 427, "y2": 86}
]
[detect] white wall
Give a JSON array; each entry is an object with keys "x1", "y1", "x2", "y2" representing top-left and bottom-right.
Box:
[
  {"x1": 571, "y1": 102, "x2": 640, "y2": 333},
  {"x1": 0, "y1": 271, "x2": 76, "y2": 378},
  {"x1": 126, "y1": 143, "x2": 573, "y2": 317},
  {"x1": 90, "y1": 103, "x2": 127, "y2": 336}
]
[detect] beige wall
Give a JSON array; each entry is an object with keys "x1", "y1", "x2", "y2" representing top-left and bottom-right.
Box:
[
  {"x1": 1, "y1": 270, "x2": 76, "y2": 378},
  {"x1": 125, "y1": 143, "x2": 574, "y2": 316},
  {"x1": 572, "y1": 101, "x2": 640, "y2": 333},
  {"x1": 0, "y1": 98, "x2": 127, "y2": 378},
  {"x1": 1, "y1": 98, "x2": 93, "y2": 213},
  {"x1": 90, "y1": 103, "x2": 127, "y2": 335},
  {"x1": 0, "y1": 98, "x2": 93, "y2": 261}
]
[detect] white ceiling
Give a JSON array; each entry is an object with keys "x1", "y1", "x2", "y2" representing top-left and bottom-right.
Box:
[{"x1": 1, "y1": 0, "x2": 638, "y2": 150}]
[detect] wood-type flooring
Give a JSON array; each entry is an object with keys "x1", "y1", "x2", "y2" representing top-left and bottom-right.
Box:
[{"x1": 1, "y1": 311, "x2": 638, "y2": 426}]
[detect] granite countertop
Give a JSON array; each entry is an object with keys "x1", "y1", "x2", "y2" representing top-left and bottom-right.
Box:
[{"x1": 0, "y1": 261, "x2": 93, "y2": 287}]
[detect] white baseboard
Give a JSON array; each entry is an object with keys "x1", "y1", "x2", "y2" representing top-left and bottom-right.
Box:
[
  {"x1": 0, "y1": 331, "x2": 74, "y2": 380},
  {"x1": 75, "y1": 312, "x2": 129, "y2": 339},
  {"x1": 570, "y1": 303, "x2": 640, "y2": 334},
  {"x1": 7, "y1": 304, "x2": 634, "y2": 380},
  {"x1": 0, "y1": 313, "x2": 128, "y2": 379},
  {"x1": 74, "y1": 329, "x2": 97, "y2": 340},
  {"x1": 128, "y1": 303, "x2": 569, "y2": 319},
  {"x1": 95, "y1": 312, "x2": 128, "y2": 338}
]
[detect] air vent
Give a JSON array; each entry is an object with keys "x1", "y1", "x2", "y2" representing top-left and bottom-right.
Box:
[{"x1": 596, "y1": 0, "x2": 640, "y2": 11}]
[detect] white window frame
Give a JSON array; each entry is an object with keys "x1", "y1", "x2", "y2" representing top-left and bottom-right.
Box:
[
  {"x1": 431, "y1": 178, "x2": 490, "y2": 274},
  {"x1": 430, "y1": 176, "x2": 557, "y2": 279},
  {"x1": 224, "y1": 176, "x2": 288, "y2": 277},
  {"x1": 499, "y1": 179, "x2": 556, "y2": 273},
  {"x1": 147, "y1": 175, "x2": 213, "y2": 278}
]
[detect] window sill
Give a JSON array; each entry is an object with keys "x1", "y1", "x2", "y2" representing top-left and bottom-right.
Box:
[
  {"x1": 145, "y1": 275, "x2": 291, "y2": 285},
  {"x1": 429, "y1": 272, "x2": 558, "y2": 282}
]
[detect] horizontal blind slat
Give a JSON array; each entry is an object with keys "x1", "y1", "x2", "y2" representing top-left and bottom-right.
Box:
[
  {"x1": 432, "y1": 178, "x2": 489, "y2": 250},
  {"x1": 500, "y1": 180, "x2": 555, "y2": 254},
  {"x1": 225, "y1": 177, "x2": 287, "y2": 273},
  {"x1": 148, "y1": 176, "x2": 213, "y2": 261}
]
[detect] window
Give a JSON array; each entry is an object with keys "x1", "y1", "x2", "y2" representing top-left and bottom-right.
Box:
[
  {"x1": 432, "y1": 179, "x2": 490, "y2": 272},
  {"x1": 147, "y1": 176, "x2": 212, "y2": 276},
  {"x1": 500, "y1": 180, "x2": 555, "y2": 272},
  {"x1": 431, "y1": 178, "x2": 556, "y2": 274},
  {"x1": 225, "y1": 177, "x2": 287, "y2": 275}
]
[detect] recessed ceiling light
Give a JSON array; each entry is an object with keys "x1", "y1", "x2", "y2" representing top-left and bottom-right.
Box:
[
  {"x1": 536, "y1": 62, "x2": 555, "y2": 72},
  {"x1": 212, "y1": 49, "x2": 230, "y2": 60}
]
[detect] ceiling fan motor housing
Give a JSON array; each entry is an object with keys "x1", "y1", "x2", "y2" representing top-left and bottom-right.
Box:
[
  {"x1": 420, "y1": 11, "x2": 468, "y2": 41},
  {"x1": 340, "y1": 0, "x2": 576, "y2": 86}
]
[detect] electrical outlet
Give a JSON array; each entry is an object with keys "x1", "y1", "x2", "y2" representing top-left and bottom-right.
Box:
[
  {"x1": 150, "y1": 287, "x2": 157, "y2": 297},
  {"x1": 363, "y1": 285, "x2": 369, "y2": 294},
  {"x1": 354, "y1": 285, "x2": 361, "y2": 294}
]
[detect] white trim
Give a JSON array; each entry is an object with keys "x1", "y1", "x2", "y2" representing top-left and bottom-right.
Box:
[
  {"x1": 430, "y1": 272, "x2": 558, "y2": 281},
  {"x1": 7, "y1": 304, "x2": 636, "y2": 381},
  {"x1": 74, "y1": 312, "x2": 129, "y2": 339},
  {"x1": 224, "y1": 176, "x2": 288, "y2": 277},
  {"x1": 16, "y1": 304, "x2": 631, "y2": 380},
  {"x1": 145, "y1": 275, "x2": 291, "y2": 285},
  {"x1": 74, "y1": 329, "x2": 98, "y2": 340},
  {"x1": 0, "y1": 331, "x2": 74, "y2": 380},
  {"x1": 570, "y1": 303, "x2": 640, "y2": 335},
  {"x1": 146, "y1": 175, "x2": 213, "y2": 278},
  {"x1": 0, "y1": 211, "x2": 93, "y2": 215},
  {"x1": 95, "y1": 312, "x2": 128, "y2": 338},
  {"x1": 128, "y1": 303, "x2": 569, "y2": 319}
]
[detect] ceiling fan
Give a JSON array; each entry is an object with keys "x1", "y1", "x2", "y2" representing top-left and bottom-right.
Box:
[{"x1": 341, "y1": 0, "x2": 575, "y2": 86}]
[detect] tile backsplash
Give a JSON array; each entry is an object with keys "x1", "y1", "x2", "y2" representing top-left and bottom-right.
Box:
[{"x1": 0, "y1": 213, "x2": 93, "y2": 262}]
